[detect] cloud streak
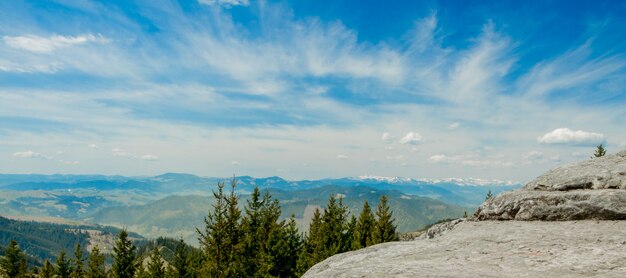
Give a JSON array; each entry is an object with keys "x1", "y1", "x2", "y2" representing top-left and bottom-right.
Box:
[{"x1": 3, "y1": 34, "x2": 110, "y2": 53}]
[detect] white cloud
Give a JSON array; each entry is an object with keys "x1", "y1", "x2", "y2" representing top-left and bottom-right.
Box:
[
  {"x1": 231, "y1": 161, "x2": 240, "y2": 165},
  {"x1": 381, "y1": 132, "x2": 393, "y2": 143},
  {"x1": 537, "y1": 128, "x2": 605, "y2": 145},
  {"x1": 12, "y1": 150, "x2": 51, "y2": 160},
  {"x1": 386, "y1": 155, "x2": 404, "y2": 160},
  {"x1": 399, "y1": 132, "x2": 423, "y2": 145},
  {"x1": 112, "y1": 148, "x2": 133, "y2": 158},
  {"x1": 461, "y1": 160, "x2": 514, "y2": 168},
  {"x1": 59, "y1": 160, "x2": 80, "y2": 165},
  {"x1": 88, "y1": 143, "x2": 100, "y2": 149},
  {"x1": 336, "y1": 154, "x2": 348, "y2": 159},
  {"x1": 447, "y1": 122, "x2": 460, "y2": 130},
  {"x1": 140, "y1": 154, "x2": 159, "y2": 161},
  {"x1": 429, "y1": 154, "x2": 448, "y2": 163},
  {"x1": 198, "y1": 0, "x2": 249, "y2": 7},
  {"x1": 522, "y1": 150, "x2": 543, "y2": 160},
  {"x1": 3, "y1": 34, "x2": 110, "y2": 53}
]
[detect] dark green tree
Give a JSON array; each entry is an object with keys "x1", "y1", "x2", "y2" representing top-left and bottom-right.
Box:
[
  {"x1": 112, "y1": 230, "x2": 137, "y2": 278},
  {"x1": 240, "y1": 186, "x2": 264, "y2": 276},
  {"x1": 320, "y1": 195, "x2": 350, "y2": 256},
  {"x1": 86, "y1": 245, "x2": 106, "y2": 278},
  {"x1": 197, "y1": 180, "x2": 228, "y2": 277},
  {"x1": 485, "y1": 190, "x2": 493, "y2": 201},
  {"x1": 370, "y1": 196, "x2": 398, "y2": 244},
  {"x1": 172, "y1": 239, "x2": 191, "y2": 278},
  {"x1": 71, "y1": 243, "x2": 85, "y2": 278},
  {"x1": 352, "y1": 201, "x2": 375, "y2": 249},
  {"x1": 295, "y1": 208, "x2": 322, "y2": 276},
  {"x1": 0, "y1": 240, "x2": 27, "y2": 278},
  {"x1": 223, "y1": 179, "x2": 244, "y2": 277},
  {"x1": 594, "y1": 144, "x2": 607, "y2": 158},
  {"x1": 281, "y1": 215, "x2": 303, "y2": 276},
  {"x1": 56, "y1": 251, "x2": 72, "y2": 278},
  {"x1": 197, "y1": 178, "x2": 243, "y2": 277},
  {"x1": 146, "y1": 247, "x2": 165, "y2": 278},
  {"x1": 41, "y1": 259, "x2": 55, "y2": 278}
]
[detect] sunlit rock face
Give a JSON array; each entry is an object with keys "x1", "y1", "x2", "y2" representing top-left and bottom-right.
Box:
[
  {"x1": 304, "y1": 150, "x2": 626, "y2": 277},
  {"x1": 475, "y1": 149, "x2": 626, "y2": 221},
  {"x1": 303, "y1": 221, "x2": 626, "y2": 277}
]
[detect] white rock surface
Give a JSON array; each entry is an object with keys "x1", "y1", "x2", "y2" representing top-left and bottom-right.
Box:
[
  {"x1": 474, "y1": 189, "x2": 626, "y2": 220},
  {"x1": 303, "y1": 220, "x2": 626, "y2": 277},
  {"x1": 525, "y1": 150, "x2": 626, "y2": 191}
]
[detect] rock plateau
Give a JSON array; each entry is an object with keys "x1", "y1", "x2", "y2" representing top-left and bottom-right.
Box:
[{"x1": 303, "y1": 150, "x2": 626, "y2": 277}]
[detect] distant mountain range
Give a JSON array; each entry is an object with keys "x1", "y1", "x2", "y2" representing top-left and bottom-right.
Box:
[{"x1": 0, "y1": 173, "x2": 521, "y2": 246}]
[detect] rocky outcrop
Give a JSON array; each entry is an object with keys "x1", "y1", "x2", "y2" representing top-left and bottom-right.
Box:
[
  {"x1": 303, "y1": 221, "x2": 626, "y2": 277},
  {"x1": 303, "y1": 151, "x2": 626, "y2": 277},
  {"x1": 525, "y1": 149, "x2": 626, "y2": 191},
  {"x1": 419, "y1": 218, "x2": 465, "y2": 239},
  {"x1": 475, "y1": 189, "x2": 626, "y2": 220},
  {"x1": 475, "y1": 150, "x2": 626, "y2": 220}
]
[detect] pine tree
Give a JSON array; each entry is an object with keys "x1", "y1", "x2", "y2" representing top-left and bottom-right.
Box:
[
  {"x1": 86, "y1": 245, "x2": 106, "y2": 278},
  {"x1": 345, "y1": 214, "x2": 357, "y2": 251},
  {"x1": 352, "y1": 201, "x2": 375, "y2": 249},
  {"x1": 594, "y1": 144, "x2": 607, "y2": 158},
  {"x1": 370, "y1": 195, "x2": 398, "y2": 245},
  {"x1": 262, "y1": 220, "x2": 287, "y2": 277},
  {"x1": 135, "y1": 263, "x2": 147, "y2": 278},
  {"x1": 282, "y1": 215, "x2": 302, "y2": 276},
  {"x1": 41, "y1": 259, "x2": 55, "y2": 278},
  {"x1": 112, "y1": 230, "x2": 137, "y2": 278},
  {"x1": 197, "y1": 178, "x2": 243, "y2": 277},
  {"x1": 71, "y1": 243, "x2": 85, "y2": 278},
  {"x1": 295, "y1": 208, "x2": 322, "y2": 276},
  {"x1": 240, "y1": 186, "x2": 264, "y2": 276},
  {"x1": 196, "y1": 182, "x2": 227, "y2": 277},
  {"x1": 223, "y1": 178, "x2": 244, "y2": 277},
  {"x1": 57, "y1": 251, "x2": 72, "y2": 278},
  {"x1": 172, "y1": 239, "x2": 190, "y2": 278},
  {"x1": 146, "y1": 247, "x2": 165, "y2": 278},
  {"x1": 0, "y1": 240, "x2": 27, "y2": 278},
  {"x1": 320, "y1": 195, "x2": 350, "y2": 256},
  {"x1": 485, "y1": 190, "x2": 493, "y2": 201},
  {"x1": 197, "y1": 180, "x2": 228, "y2": 277}
]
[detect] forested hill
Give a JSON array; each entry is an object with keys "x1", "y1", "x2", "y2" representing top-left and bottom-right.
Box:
[{"x1": 0, "y1": 216, "x2": 141, "y2": 266}]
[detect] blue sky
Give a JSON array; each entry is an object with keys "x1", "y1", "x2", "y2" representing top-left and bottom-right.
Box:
[{"x1": 1, "y1": 0, "x2": 625, "y2": 181}]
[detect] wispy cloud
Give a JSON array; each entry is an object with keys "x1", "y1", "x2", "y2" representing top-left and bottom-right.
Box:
[
  {"x1": 3, "y1": 34, "x2": 110, "y2": 53},
  {"x1": 140, "y1": 154, "x2": 159, "y2": 161},
  {"x1": 13, "y1": 150, "x2": 51, "y2": 159},
  {"x1": 0, "y1": 1, "x2": 625, "y2": 180},
  {"x1": 198, "y1": 0, "x2": 249, "y2": 8}
]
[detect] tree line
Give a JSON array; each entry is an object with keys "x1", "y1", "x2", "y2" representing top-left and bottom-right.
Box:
[{"x1": 1, "y1": 178, "x2": 397, "y2": 277}]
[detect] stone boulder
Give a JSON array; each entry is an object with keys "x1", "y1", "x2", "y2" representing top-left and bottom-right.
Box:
[
  {"x1": 474, "y1": 189, "x2": 626, "y2": 220},
  {"x1": 475, "y1": 149, "x2": 626, "y2": 221},
  {"x1": 525, "y1": 149, "x2": 626, "y2": 191}
]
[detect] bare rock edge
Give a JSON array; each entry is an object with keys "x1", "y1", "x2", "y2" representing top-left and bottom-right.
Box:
[{"x1": 303, "y1": 149, "x2": 626, "y2": 277}]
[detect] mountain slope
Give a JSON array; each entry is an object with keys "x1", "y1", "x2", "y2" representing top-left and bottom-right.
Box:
[{"x1": 89, "y1": 185, "x2": 468, "y2": 246}]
